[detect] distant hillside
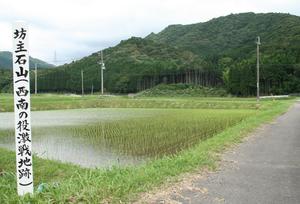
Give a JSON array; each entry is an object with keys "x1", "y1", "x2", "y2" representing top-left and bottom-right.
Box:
[
  {"x1": 0, "y1": 51, "x2": 54, "y2": 69},
  {"x1": 33, "y1": 37, "x2": 207, "y2": 93},
  {"x1": 146, "y1": 12, "x2": 300, "y2": 95},
  {"x1": 1, "y1": 12, "x2": 300, "y2": 95},
  {"x1": 147, "y1": 12, "x2": 300, "y2": 59}
]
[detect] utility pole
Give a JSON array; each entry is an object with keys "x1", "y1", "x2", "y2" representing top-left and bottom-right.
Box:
[
  {"x1": 81, "y1": 69, "x2": 84, "y2": 96},
  {"x1": 256, "y1": 36, "x2": 261, "y2": 102},
  {"x1": 34, "y1": 63, "x2": 37, "y2": 95},
  {"x1": 54, "y1": 50, "x2": 57, "y2": 66},
  {"x1": 91, "y1": 84, "x2": 94, "y2": 95},
  {"x1": 98, "y1": 50, "x2": 105, "y2": 95}
]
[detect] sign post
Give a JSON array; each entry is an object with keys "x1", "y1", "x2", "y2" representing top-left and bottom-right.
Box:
[{"x1": 12, "y1": 21, "x2": 33, "y2": 196}]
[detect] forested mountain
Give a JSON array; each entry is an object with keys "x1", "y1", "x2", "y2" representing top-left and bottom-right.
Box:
[
  {"x1": 1, "y1": 12, "x2": 300, "y2": 95},
  {"x1": 0, "y1": 51, "x2": 54, "y2": 69},
  {"x1": 147, "y1": 12, "x2": 300, "y2": 59},
  {"x1": 31, "y1": 37, "x2": 211, "y2": 93},
  {"x1": 147, "y1": 12, "x2": 300, "y2": 95}
]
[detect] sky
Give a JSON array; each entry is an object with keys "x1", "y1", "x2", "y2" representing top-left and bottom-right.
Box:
[{"x1": 0, "y1": 0, "x2": 299, "y2": 65}]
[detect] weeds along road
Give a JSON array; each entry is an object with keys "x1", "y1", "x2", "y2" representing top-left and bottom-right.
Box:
[{"x1": 141, "y1": 101, "x2": 300, "y2": 204}]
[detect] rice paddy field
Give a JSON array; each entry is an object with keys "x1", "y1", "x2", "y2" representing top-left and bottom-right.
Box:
[
  {"x1": 0, "y1": 93, "x2": 259, "y2": 112},
  {"x1": 0, "y1": 108, "x2": 253, "y2": 168},
  {"x1": 0, "y1": 94, "x2": 295, "y2": 203}
]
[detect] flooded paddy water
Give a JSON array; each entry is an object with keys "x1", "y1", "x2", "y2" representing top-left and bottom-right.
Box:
[{"x1": 0, "y1": 108, "x2": 254, "y2": 168}]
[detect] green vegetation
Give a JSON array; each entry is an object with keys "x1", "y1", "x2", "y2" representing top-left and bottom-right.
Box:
[
  {"x1": 0, "y1": 148, "x2": 85, "y2": 203},
  {"x1": 147, "y1": 12, "x2": 300, "y2": 95},
  {"x1": 68, "y1": 109, "x2": 253, "y2": 156},
  {"x1": 137, "y1": 83, "x2": 228, "y2": 97},
  {"x1": 147, "y1": 13, "x2": 300, "y2": 58},
  {"x1": 0, "y1": 51, "x2": 54, "y2": 69},
  {"x1": 0, "y1": 70, "x2": 12, "y2": 93},
  {"x1": 1, "y1": 11, "x2": 300, "y2": 203},
  {"x1": 0, "y1": 94, "x2": 259, "y2": 112},
  {"x1": 27, "y1": 37, "x2": 205, "y2": 94},
  {"x1": 0, "y1": 97, "x2": 294, "y2": 203},
  {"x1": 1, "y1": 13, "x2": 300, "y2": 95}
]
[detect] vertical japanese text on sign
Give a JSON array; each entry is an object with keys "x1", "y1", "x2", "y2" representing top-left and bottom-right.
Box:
[{"x1": 12, "y1": 22, "x2": 33, "y2": 196}]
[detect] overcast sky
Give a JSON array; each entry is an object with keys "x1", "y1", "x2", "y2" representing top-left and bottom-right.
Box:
[{"x1": 0, "y1": 0, "x2": 299, "y2": 65}]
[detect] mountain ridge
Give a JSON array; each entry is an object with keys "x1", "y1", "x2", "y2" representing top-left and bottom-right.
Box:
[
  {"x1": 0, "y1": 51, "x2": 54, "y2": 69},
  {"x1": 1, "y1": 12, "x2": 300, "y2": 95},
  {"x1": 146, "y1": 12, "x2": 300, "y2": 59}
]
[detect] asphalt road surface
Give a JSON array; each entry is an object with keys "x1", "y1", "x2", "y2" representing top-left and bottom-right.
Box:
[{"x1": 144, "y1": 101, "x2": 300, "y2": 204}]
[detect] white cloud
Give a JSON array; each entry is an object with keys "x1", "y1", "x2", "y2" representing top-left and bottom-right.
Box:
[{"x1": 0, "y1": 0, "x2": 299, "y2": 65}]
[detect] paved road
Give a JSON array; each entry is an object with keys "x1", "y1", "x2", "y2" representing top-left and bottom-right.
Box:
[{"x1": 145, "y1": 101, "x2": 300, "y2": 204}]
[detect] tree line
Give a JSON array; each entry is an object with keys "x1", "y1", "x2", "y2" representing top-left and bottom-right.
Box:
[{"x1": 1, "y1": 12, "x2": 300, "y2": 96}]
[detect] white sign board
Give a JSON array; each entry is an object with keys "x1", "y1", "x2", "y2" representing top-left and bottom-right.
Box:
[{"x1": 12, "y1": 21, "x2": 33, "y2": 195}]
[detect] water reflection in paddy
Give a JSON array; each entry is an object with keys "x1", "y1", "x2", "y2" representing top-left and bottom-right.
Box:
[
  {"x1": 0, "y1": 108, "x2": 158, "y2": 168},
  {"x1": 0, "y1": 108, "x2": 252, "y2": 168}
]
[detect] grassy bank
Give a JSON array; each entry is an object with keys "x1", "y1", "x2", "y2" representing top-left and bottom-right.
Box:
[
  {"x1": 0, "y1": 99, "x2": 295, "y2": 203},
  {"x1": 136, "y1": 83, "x2": 228, "y2": 97}
]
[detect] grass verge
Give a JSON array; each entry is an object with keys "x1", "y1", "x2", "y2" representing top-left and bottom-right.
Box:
[{"x1": 0, "y1": 99, "x2": 295, "y2": 203}]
